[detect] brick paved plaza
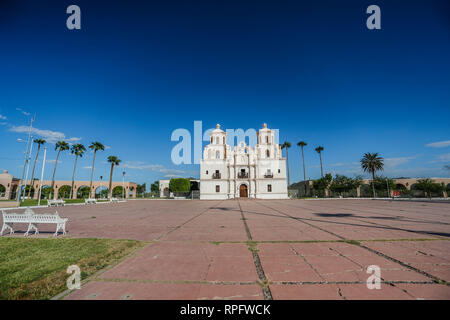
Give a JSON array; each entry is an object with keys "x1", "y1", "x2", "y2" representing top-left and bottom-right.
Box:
[{"x1": 5, "y1": 199, "x2": 450, "y2": 300}]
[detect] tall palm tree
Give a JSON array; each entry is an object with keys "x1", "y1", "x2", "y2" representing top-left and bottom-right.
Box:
[
  {"x1": 88, "y1": 141, "x2": 105, "y2": 198},
  {"x1": 27, "y1": 138, "x2": 46, "y2": 198},
  {"x1": 70, "y1": 144, "x2": 86, "y2": 199},
  {"x1": 107, "y1": 156, "x2": 121, "y2": 198},
  {"x1": 360, "y1": 152, "x2": 384, "y2": 198},
  {"x1": 297, "y1": 141, "x2": 307, "y2": 195},
  {"x1": 315, "y1": 146, "x2": 324, "y2": 178},
  {"x1": 50, "y1": 141, "x2": 69, "y2": 199},
  {"x1": 281, "y1": 142, "x2": 292, "y2": 187}
]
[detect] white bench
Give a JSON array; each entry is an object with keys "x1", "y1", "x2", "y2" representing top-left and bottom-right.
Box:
[
  {"x1": 109, "y1": 197, "x2": 119, "y2": 203},
  {"x1": 47, "y1": 199, "x2": 66, "y2": 207},
  {"x1": 85, "y1": 198, "x2": 97, "y2": 204},
  {"x1": 1, "y1": 208, "x2": 68, "y2": 236}
]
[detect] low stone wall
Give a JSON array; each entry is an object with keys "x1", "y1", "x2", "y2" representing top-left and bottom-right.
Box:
[{"x1": 0, "y1": 201, "x2": 20, "y2": 208}]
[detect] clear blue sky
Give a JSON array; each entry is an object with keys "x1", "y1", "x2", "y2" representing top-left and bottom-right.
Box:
[{"x1": 1, "y1": 0, "x2": 449, "y2": 188}]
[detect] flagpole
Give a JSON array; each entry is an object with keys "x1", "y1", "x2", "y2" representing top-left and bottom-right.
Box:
[
  {"x1": 38, "y1": 147, "x2": 47, "y2": 206},
  {"x1": 17, "y1": 116, "x2": 34, "y2": 202}
]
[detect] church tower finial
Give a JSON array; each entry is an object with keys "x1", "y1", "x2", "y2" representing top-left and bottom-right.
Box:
[{"x1": 263, "y1": 123, "x2": 267, "y2": 128}]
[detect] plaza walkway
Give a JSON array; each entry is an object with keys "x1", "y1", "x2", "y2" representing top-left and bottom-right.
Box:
[{"x1": 5, "y1": 199, "x2": 450, "y2": 299}]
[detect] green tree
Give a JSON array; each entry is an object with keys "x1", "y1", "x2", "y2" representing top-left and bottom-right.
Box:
[
  {"x1": 281, "y1": 142, "x2": 292, "y2": 187},
  {"x1": 27, "y1": 139, "x2": 46, "y2": 198},
  {"x1": 360, "y1": 152, "x2": 384, "y2": 198},
  {"x1": 151, "y1": 181, "x2": 160, "y2": 194},
  {"x1": 107, "y1": 155, "x2": 121, "y2": 198},
  {"x1": 312, "y1": 173, "x2": 332, "y2": 197},
  {"x1": 50, "y1": 141, "x2": 69, "y2": 199},
  {"x1": 77, "y1": 186, "x2": 90, "y2": 198},
  {"x1": 70, "y1": 144, "x2": 86, "y2": 199},
  {"x1": 373, "y1": 176, "x2": 396, "y2": 196},
  {"x1": 88, "y1": 142, "x2": 105, "y2": 198},
  {"x1": 314, "y1": 146, "x2": 325, "y2": 178},
  {"x1": 58, "y1": 185, "x2": 71, "y2": 199},
  {"x1": 137, "y1": 183, "x2": 146, "y2": 197},
  {"x1": 169, "y1": 178, "x2": 191, "y2": 193},
  {"x1": 414, "y1": 178, "x2": 444, "y2": 199},
  {"x1": 330, "y1": 175, "x2": 363, "y2": 197},
  {"x1": 297, "y1": 141, "x2": 308, "y2": 195}
]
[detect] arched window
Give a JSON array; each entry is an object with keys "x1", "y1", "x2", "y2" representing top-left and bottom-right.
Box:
[
  {"x1": 210, "y1": 137, "x2": 213, "y2": 143},
  {"x1": 223, "y1": 137, "x2": 225, "y2": 144},
  {"x1": 266, "y1": 149, "x2": 270, "y2": 158},
  {"x1": 266, "y1": 136, "x2": 269, "y2": 143},
  {"x1": 216, "y1": 151, "x2": 220, "y2": 159}
]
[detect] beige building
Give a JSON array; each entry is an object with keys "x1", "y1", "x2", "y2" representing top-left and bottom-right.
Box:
[{"x1": 0, "y1": 170, "x2": 137, "y2": 200}]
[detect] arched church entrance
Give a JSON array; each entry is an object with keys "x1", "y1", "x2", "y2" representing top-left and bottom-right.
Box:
[{"x1": 239, "y1": 184, "x2": 248, "y2": 198}]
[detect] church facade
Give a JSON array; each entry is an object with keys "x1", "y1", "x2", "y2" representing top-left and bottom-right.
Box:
[{"x1": 200, "y1": 124, "x2": 289, "y2": 200}]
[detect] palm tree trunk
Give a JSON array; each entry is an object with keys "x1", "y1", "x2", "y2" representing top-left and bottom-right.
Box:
[
  {"x1": 319, "y1": 152, "x2": 323, "y2": 178},
  {"x1": 50, "y1": 150, "x2": 61, "y2": 199},
  {"x1": 71, "y1": 155, "x2": 78, "y2": 199},
  {"x1": 371, "y1": 170, "x2": 376, "y2": 198},
  {"x1": 89, "y1": 151, "x2": 96, "y2": 198},
  {"x1": 301, "y1": 146, "x2": 307, "y2": 195},
  {"x1": 27, "y1": 144, "x2": 41, "y2": 198},
  {"x1": 108, "y1": 163, "x2": 114, "y2": 198},
  {"x1": 286, "y1": 148, "x2": 290, "y2": 188}
]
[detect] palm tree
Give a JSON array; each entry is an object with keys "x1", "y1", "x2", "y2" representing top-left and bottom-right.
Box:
[
  {"x1": 88, "y1": 142, "x2": 105, "y2": 198},
  {"x1": 297, "y1": 141, "x2": 307, "y2": 195},
  {"x1": 70, "y1": 144, "x2": 86, "y2": 199},
  {"x1": 315, "y1": 146, "x2": 324, "y2": 178},
  {"x1": 50, "y1": 141, "x2": 69, "y2": 199},
  {"x1": 107, "y1": 156, "x2": 121, "y2": 198},
  {"x1": 360, "y1": 152, "x2": 384, "y2": 198},
  {"x1": 27, "y1": 138, "x2": 46, "y2": 198},
  {"x1": 281, "y1": 142, "x2": 292, "y2": 187}
]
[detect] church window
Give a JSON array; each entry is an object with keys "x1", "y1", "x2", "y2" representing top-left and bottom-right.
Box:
[
  {"x1": 216, "y1": 185, "x2": 220, "y2": 192},
  {"x1": 266, "y1": 150, "x2": 270, "y2": 158},
  {"x1": 216, "y1": 151, "x2": 220, "y2": 159},
  {"x1": 268, "y1": 185, "x2": 272, "y2": 192}
]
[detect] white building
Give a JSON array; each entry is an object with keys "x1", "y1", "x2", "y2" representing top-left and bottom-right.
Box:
[{"x1": 200, "y1": 123, "x2": 288, "y2": 200}]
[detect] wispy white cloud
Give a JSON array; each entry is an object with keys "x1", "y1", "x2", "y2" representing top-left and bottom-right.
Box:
[
  {"x1": 429, "y1": 153, "x2": 450, "y2": 164},
  {"x1": 121, "y1": 161, "x2": 164, "y2": 170},
  {"x1": 82, "y1": 166, "x2": 92, "y2": 170},
  {"x1": 164, "y1": 174, "x2": 183, "y2": 178},
  {"x1": 0, "y1": 114, "x2": 6, "y2": 120},
  {"x1": 384, "y1": 155, "x2": 418, "y2": 168},
  {"x1": 16, "y1": 107, "x2": 31, "y2": 116},
  {"x1": 426, "y1": 140, "x2": 450, "y2": 148},
  {"x1": 9, "y1": 125, "x2": 81, "y2": 144}
]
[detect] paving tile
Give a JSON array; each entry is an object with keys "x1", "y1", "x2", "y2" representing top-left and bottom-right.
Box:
[{"x1": 270, "y1": 284, "x2": 342, "y2": 300}]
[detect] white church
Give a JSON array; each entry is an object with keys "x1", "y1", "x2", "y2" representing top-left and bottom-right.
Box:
[{"x1": 200, "y1": 123, "x2": 288, "y2": 200}]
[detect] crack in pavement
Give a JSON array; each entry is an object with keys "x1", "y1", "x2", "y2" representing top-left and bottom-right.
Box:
[
  {"x1": 254, "y1": 201, "x2": 449, "y2": 287},
  {"x1": 237, "y1": 199, "x2": 273, "y2": 300}
]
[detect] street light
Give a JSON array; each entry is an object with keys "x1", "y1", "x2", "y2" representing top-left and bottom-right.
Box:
[
  {"x1": 122, "y1": 171, "x2": 125, "y2": 199},
  {"x1": 16, "y1": 116, "x2": 34, "y2": 202}
]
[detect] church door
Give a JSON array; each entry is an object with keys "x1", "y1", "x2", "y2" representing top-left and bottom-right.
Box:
[{"x1": 239, "y1": 184, "x2": 248, "y2": 198}]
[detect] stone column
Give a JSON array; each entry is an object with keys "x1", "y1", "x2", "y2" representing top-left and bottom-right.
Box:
[
  {"x1": 132, "y1": 187, "x2": 136, "y2": 198},
  {"x1": 125, "y1": 186, "x2": 130, "y2": 198},
  {"x1": 356, "y1": 186, "x2": 361, "y2": 197}
]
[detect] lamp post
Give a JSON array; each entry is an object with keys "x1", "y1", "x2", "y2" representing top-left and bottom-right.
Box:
[
  {"x1": 37, "y1": 147, "x2": 47, "y2": 206},
  {"x1": 23, "y1": 135, "x2": 34, "y2": 200},
  {"x1": 122, "y1": 171, "x2": 125, "y2": 199},
  {"x1": 100, "y1": 175, "x2": 103, "y2": 199},
  {"x1": 16, "y1": 116, "x2": 34, "y2": 202}
]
